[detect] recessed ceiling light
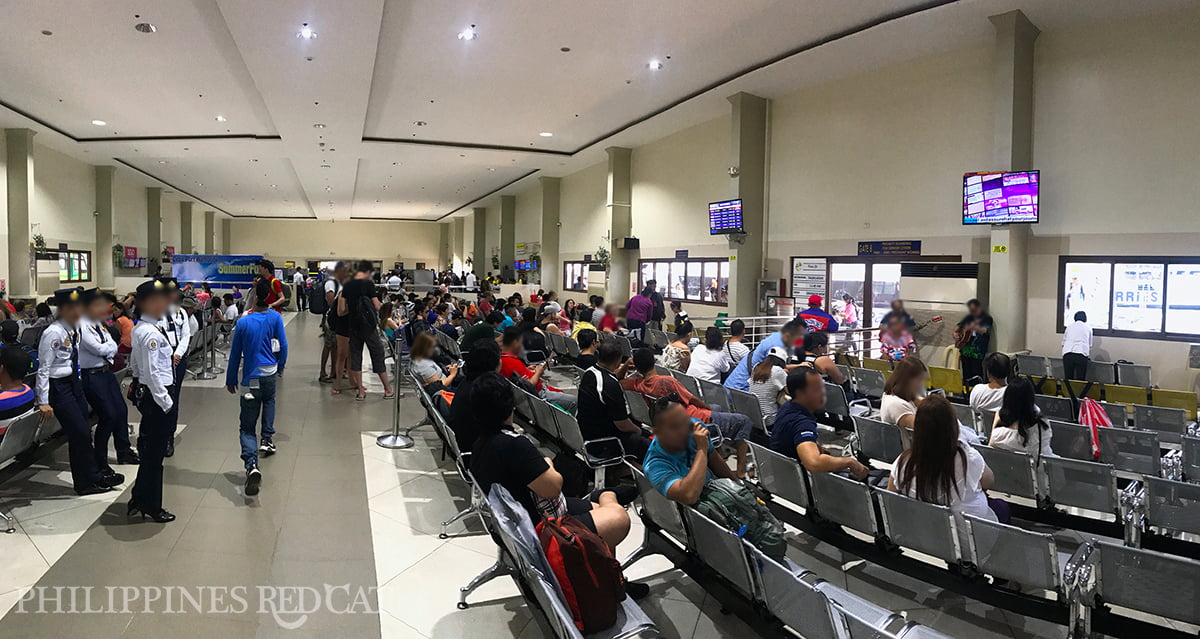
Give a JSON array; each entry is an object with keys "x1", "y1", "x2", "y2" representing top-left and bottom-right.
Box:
[
  {"x1": 215, "y1": 115, "x2": 227, "y2": 122},
  {"x1": 297, "y1": 23, "x2": 316, "y2": 40},
  {"x1": 91, "y1": 119, "x2": 106, "y2": 126},
  {"x1": 269, "y1": 184, "x2": 277, "y2": 188},
  {"x1": 320, "y1": 164, "x2": 331, "y2": 169},
  {"x1": 41, "y1": 30, "x2": 53, "y2": 36},
  {"x1": 313, "y1": 123, "x2": 326, "y2": 129},
  {"x1": 135, "y1": 22, "x2": 156, "y2": 34},
  {"x1": 648, "y1": 59, "x2": 663, "y2": 70},
  {"x1": 457, "y1": 25, "x2": 477, "y2": 41},
  {"x1": 539, "y1": 132, "x2": 553, "y2": 137},
  {"x1": 413, "y1": 121, "x2": 427, "y2": 127},
  {"x1": 488, "y1": 168, "x2": 496, "y2": 171},
  {"x1": 157, "y1": 160, "x2": 168, "y2": 164}
]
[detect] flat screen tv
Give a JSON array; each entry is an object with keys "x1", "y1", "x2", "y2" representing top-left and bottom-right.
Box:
[
  {"x1": 962, "y1": 170, "x2": 1039, "y2": 225},
  {"x1": 708, "y1": 199, "x2": 744, "y2": 235}
]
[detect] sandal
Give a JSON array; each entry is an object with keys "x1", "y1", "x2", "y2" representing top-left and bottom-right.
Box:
[
  {"x1": 331, "y1": 388, "x2": 342, "y2": 396},
  {"x1": 355, "y1": 391, "x2": 367, "y2": 401},
  {"x1": 382, "y1": 391, "x2": 396, "y2": 400},
  {"x1": 319, "y1": 375, "x2": 333, "y2": 384}
]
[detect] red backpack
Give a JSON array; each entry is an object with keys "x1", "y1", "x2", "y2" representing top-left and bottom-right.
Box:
[{"x1": 537, "y1": 515, "x2": 625, "y2": 633}]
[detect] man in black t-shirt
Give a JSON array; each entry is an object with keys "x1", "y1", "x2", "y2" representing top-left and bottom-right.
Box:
[
  {"x1": 955, "y1": 298, "x2": 994, "y2": 384},
  {"x1": 449, "y1": 341, "x2": 501, "y2": 457},
  {"x1": 338, "y1": 260, "x2": 394, "y2": 400},
  {"x1": 577, "y1": 341, "x2": 648, "y2": 461}
]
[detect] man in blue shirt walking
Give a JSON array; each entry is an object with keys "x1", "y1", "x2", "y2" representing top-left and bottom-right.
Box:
[
  {"x1": 724, "y1": 318, "x2": 804, "y2": 392},
  {"x1": 226, "y1": 279, "x2": 288, "y2": 496}
]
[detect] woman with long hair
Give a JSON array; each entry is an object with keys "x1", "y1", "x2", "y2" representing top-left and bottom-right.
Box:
[
  {"x1": 379, "y1": 302, "x2": 400, "y2": 340},
  {"x1": 880, "y1": 356, "x2": 928, "y2": 448},
  {"x1": 408, "y1": 331, "x2": 458, "y2": 391},
  {"x1": 990, "y1": 377, "x2": 1055, "y2": 459},
  {"x1": 688, "y1": 326, "x2": 734, "y2": 384},
  {"x1": 662, "y1": 321, "x2": 693, "y2": 372},
  {"x1": 749, "y1": 346, "x2": 789, "y2": 427},
  {"x1": 888, "y1": 394, "x2": 1007, "y2": 551}
]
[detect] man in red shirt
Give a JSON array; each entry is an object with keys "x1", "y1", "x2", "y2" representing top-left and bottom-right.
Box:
[
  {"x1": 256, "y1": 260, "x2": 286, "y2": 312},
  {"x1": 797, "y1": 294, "x2": 840, "y2": 334},
  {"x1": 621, "y1": 348, "x2": 752, "y2": 478},
  {"x1": 498, "y1": 327, "x2": 577, "y2": 411}
]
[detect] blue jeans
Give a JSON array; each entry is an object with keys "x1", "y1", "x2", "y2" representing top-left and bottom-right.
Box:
[
  {"x1": 239, "y1": 373, "x2": 277, "y2": 469},
  {"x1": 707, "y1": 404, "x2": 752, "y2": 443}
]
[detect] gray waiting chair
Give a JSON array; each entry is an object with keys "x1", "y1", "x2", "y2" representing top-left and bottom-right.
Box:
[
  {"x1": 1047, "y1": 356, "x2": 1066, "y2": 380},
  {"x1": 1049, "y1": 419, "x2": 1161, "y2": 476},
  {"x1": 874, "y1": 488, "x2": 962, "y2": 566},
  {"x1": 667, "y1": 369, "x2": 701, "y2": 397},
  {"x1": 1183, "y1": 436, "x2": 1200, "y2": 483},
  {"x1": 853, "y1": 416, "x2": 904, "y2": 464},
  {"x1": 809, "y1": 471, "x2": 879, "y2": 537},
  {"x1": 963, "y1": 513, "x2": 1071, "y2": 597},
  {"x1": 697, "y1": 378, "x2": 729, "y2": 411},
  {"x1": 1116, "y1": 362, "x2": 1152, "y2": 388},
  {"x1": 624, "y1": 389, "x2": 653, "y2": 428},
  {"x1": 1043, "y1": 456, "x2": 1118, "y2": 515},
  {"x1": 1133, "y1": 404, "x2": 1189, "y2": 444},
  {"x1": 952, "y1": 403, "x2": 977, "y2": 434},
  {"x1": 1016, "y1": 354, "x2": 1049, "y2": 378},
  {"x1": 1097, "y1": 400, "x2": 1129, "y2": 427},
  {"x1": 972, "y1": 445, "x2": 1039, "y2": 500},
  {"x1": 1143, "y1": 476, "x2": 1200, "y2": 538},
  {"x1": 749, "y1": 546, "x2": 838, "y2": 639},
  {"x1": 749, "y1": 442, "x2": 812, "y2": 511},
  {"x1": 851, "y1": 367, "x2": 886, "y2": 400},
  {"x1": 0, "y1": 410, "x2": 44, "y2": 533},
  {"x1": 627, "y1": 466, "x2": 688, "y2": 551},
  {"x1": 728, "y1": 387, "x2": 766, "y2": 434},
  {"x1": 823, "y1": 382, "x2": 870, "y2": 422},
  {"x1": 1036, "y1": 394, "x2": 1075, "y2": 422},
  {"x1": 681, "y1": 507, "x2": 757, "y2": 599},
  {"x1": 550, "y1": 408, "x2": 625, "y2": 490},
  {"x1": 1085, "y1": 360, "x2": 1116, "y2": 384},
  {"x1": 1078, "y1": 540, "x2": 1200, "y2": 629}
]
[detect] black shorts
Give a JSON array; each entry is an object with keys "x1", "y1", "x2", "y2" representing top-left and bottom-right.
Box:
[
  {"x1": 350, "y1": 331, "x2": 388, "y2": 374},
  {"x1": 566, "y1": 497, "x2": 596, "y2": 534}
]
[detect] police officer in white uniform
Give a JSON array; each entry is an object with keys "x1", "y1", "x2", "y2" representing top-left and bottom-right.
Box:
[
  {"x1": 79, "y1": 288, "x2": 139, "y2": 466},
  {"x1": 156, "y1": 278, "x2": 191, "y2": 457},
  {"x1": 128, "y1": 279, "x2": 178, "y2": 523},
  {"x1": 36, "y1": 287, "x2": 121, "y2": 495}
]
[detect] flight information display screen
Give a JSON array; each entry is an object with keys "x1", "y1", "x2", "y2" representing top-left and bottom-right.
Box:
[
  {"x1": 963, "y1": 171, "x2": 1039, "y2": 224},
  {"x1": 709, "y1": 199, "x2": 744, "y2": 234}
]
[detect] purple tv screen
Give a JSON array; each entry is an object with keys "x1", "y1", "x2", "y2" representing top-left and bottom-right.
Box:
[{"x1": 963, "y1": 171, "x2": 1039, "y2": 224}]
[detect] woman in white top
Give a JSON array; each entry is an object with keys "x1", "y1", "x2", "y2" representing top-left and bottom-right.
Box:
[
  {"x1": 989, "y1": 377, "x2": 1055, "y2": 460},
  {"x1": 408, "y1": 332, "x2": 458, "y2": 391},
  {"x1": 889, "y1": 395, "x2": 1006, "y2": 552},
  {"x1": 688, "y1": 327, "x2": 734, "y2": 384},
  {"x1": 1061, "y1": 311, "x2": 1093, "y2": 381},
  {"x1": 749, "y1": 347, "x2": 790, "y2": 427},
  {"x1": 661, "y1": 321, "x2": 693, "y2": 372},
  {"x1": 968, "y1": 352, "x2": 1010, "y2": 413},
  {"x1": 879, "y1": 356, "x2": 928, "y2": 449}
]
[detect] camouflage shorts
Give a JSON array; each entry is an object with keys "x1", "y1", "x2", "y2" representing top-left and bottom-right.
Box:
[{"x1": 321, "y1": 317, "x2": 336, "y2": 348}]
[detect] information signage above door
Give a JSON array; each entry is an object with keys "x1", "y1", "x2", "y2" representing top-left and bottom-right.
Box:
[{"x1": 857, "y1": 240, "x2": 922, "y2": 257}]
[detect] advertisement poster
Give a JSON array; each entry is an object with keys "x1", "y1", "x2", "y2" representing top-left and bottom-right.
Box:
[
  {"x1": 791, "y1": 257, "x2": 827, "y2": 299},
  {"x1": 1167, "y1": 264, "x2": 1200, "y2": 334},
  {"x1": 1063, "y1": 262, "x2": 1112, "y2": 329},
  {"x1": 1111, "y1": 263, "x2": 1163, "y2": 332},
  {"x1": 171, "y1": 254, "x2": 263, "y2": 286}
]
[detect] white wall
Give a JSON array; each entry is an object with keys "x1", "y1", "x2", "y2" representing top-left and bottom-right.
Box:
[
  {"x1": 228, "y1": 218, "x2": 444, "y2": 268},
  {"x1": 31, "y1": 145, "x2": 96, "y2": 251},
  {"x1": 557, "y1": 161, "x2": 608, "y2": 260},
  {"x1": 513, "y1": 183, "x2": 542, "y2": 248}
]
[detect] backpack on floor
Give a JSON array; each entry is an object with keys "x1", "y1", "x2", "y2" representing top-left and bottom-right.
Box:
[
  {"x1": 695, "y1": 477, "x2": 788, "y2": 560},
  {"x1": 537, "y1": 515, "x2": 625, "y2": 634}
]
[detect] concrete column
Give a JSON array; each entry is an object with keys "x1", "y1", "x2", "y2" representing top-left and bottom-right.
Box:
[
  {"x1": 94, "y1": 165, "x2": 116, "y2": 289},
  {"x1": 987, "y1": 10, "x2": 1039, "y2": 353},
  {"x1": 727, "y1": 92, "x2": 769, "y2": 316},
  {"x1": 6, "y1": 129, "x2": 35, "y2": 296},
  {"x1": 204, "y1": 211, "x2": 215, "y2": 254},
  {"x1": 438, "y1": 221, "x2": 451, "y2": 271},
  {"x1": 452, "y1": 217, "x2": 465, "y2": 271},
  {"x1": 499, "y1": 195, "x2": 516, "y2": 277},
  {"x1": 146, "y1": 187, "x2": 162, "y2": 275},
  {"x1": 222, "y1": 218, "x2": 231, "y2": 254},
  {"x1": 539, "y1": 177, "x2": 561, "y2": 291},
  {"x1": 472, "y1": 207, "x2": 487, "y2": 275},
  {"x1": 179, "y1": 201, "x2": 193, "y2": 254},
  {"x1": 606, "y1": 147, "x2": 633, "y2": 299}
]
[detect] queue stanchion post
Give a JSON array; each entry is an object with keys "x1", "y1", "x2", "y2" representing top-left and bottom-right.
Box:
[
  {"x1": 208, "y1": 326, "x2": 225, "y2": 375},
  {"x1": 377, "y1": 334, "x2": 413, "y2": 449},
  {"x1": 192, "y1": 325, "x2": 218, "y2": 380}
]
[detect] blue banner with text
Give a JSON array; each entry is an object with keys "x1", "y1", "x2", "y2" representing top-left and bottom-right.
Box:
[{"x1": 171, "y1": 254, "x2": 263, "y2": 286}]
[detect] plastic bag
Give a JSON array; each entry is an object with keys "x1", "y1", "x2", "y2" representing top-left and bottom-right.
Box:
[{"x1": 1078, "y1": 397, "x2": 1113, "y2": 461}]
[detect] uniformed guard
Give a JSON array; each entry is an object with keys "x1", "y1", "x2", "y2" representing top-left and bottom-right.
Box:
[
  {"x1": 155, "y1": 278, "x2": 191, "y2": 457},
  {"x1": 79, "y1": 288, "x2": 139, "y2": 468},
  {"x1": 36, "y1": 287, "x2": 122, "y2": 495},
  {"x1": 128, "y1": 279, "x2": 178, "y2": 523}
]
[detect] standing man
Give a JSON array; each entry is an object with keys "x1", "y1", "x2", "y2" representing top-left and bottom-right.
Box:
[
  {"x1": 797, "y1": 295, "x2": 840, "y2": 334},
  {"x1": 37, "y1": 287, "x2": 120, "y2": 495},
  {"x1": 386, "y1": 270, "x2": 404, "y2": 295},
  {"x1": 339, "y1": 260, "x2": 395, "y2": 400},
  {"x1": 464, "y1": 270, "x2": 478, "y2": 291},
  {"x1": 128, "y1": 279, "x2": 178, "y2": 523},
  {"x1": 625, "y1": 284, "x2": 654, "y2": 339},
  {"x1": 955, "y1": 298, "x2": 994, "y2": 383},
  {"x1": 226, "y1": 278, "x2": 288, "y2": 496},
  {"x1": 724, "y1": 318, "x2": 805, "y2": 392},
  {"x1": 319, "y1": 261, "x2": 347, "y2": 384},
  {"x1": 157, "y1": 279, "x2": 191, "y2": 457},
  {"x1": 292, "y1": 268, "x2": 308, "y2": 312},
  {"x1": 79, "y1": 289, "x2": 138, "y2": 467},
  {"x1": 256, "y1": 259, "x2": 286, "y2": 312},
  {"x1": 1061, "y1": 311, "x2": 1092, "y2": 381}
]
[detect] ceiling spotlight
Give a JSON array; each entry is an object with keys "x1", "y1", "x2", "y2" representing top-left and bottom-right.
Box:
[
  {"x1": 215, "y1": 115, "x2": 227, "y2": 122},
  {"x1": 313, "y1": 123, "x2": 326, "y2": 129},
  {"x1": 539, "y1": 132, "x2": 553, "y2": 137},
  {"x1": 488, "y1": 167, "x2": 496, "y2": 171},
  {"x1": 457, "y1": 25, "x2": 477, "y2": 41},
  {"x1": 647, "y1": 59, "x2": 663, "y2": 70},
  {"x1": 269, "y1": 184, "x2": 277, "y2": 188},
  {"x1": 135, "y1": 22, "x2": 157, "y2": 34},
  {"x1": 297, "y1": 23, "x2": 316, "y2": 40},
  {"x1": 41, "y1": 30, "x2": 53, "y2": 36},
  {"x1": 320, "y1": 163, "x2": 331, "y2": 169},
  {"x1": 413, "y1": 121, "x2": 427, "y2": 127},
  {"x1": 91, "y1": 119, "x2": 106, "y2": 126},
  {"x1": 157, "y1": 160, "x2": 168, "y2": 164}
]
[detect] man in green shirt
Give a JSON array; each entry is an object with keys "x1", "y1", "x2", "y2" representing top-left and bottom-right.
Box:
[{"x1": 460, "y1": 310, "x2": 505, "y2": 352}]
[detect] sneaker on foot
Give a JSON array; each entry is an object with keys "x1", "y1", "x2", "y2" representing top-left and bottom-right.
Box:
[
  {"x1": 245, "y1": 466, "x2": 262, "y2": 496},
  {"x1": 258, "y1": 439, "x2": 276, "y2": 457}
]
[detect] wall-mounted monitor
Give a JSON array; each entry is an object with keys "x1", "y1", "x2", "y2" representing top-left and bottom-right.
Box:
[
  {"x1": 708, "y1": 199, "x2": 744, "y2": 235},
  {"x1": 963, "y1": 171, "x2": 1039, "y2": 225}
]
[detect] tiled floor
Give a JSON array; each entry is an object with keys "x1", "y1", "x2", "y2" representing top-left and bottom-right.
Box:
[{"x1": 0, "y1": 312, "x2": 1153, "y2": 638}]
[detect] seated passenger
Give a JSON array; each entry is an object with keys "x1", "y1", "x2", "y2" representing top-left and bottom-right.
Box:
[
  {"x1": 643, "y1": 397, "x2": 736, "y2": 503},
  {"x1": 687, "y1": 326, "x2": 734, "y2": 384},
  {"x1": 0, "y1": 347, "x2": 36, "y2": 444},
  {"x1": 749, "y1": 347, "x2": 789, "y2": 428},
  {"x1": 409, "y1": 332, "x2": 458, "y2": 392},
  {"x1": 597, "y1": 303, "x2": 621, "y2": 334},
  {"x1": 724, "y1": 319, "x2": 805, "y2": 392},
  {"x1": 796, "y1": 331, "x2": 851, "y2": 396},
  {"x1": 459, "y1": 310, "x2": 504, "y2": 352},
  {"x1": 466, "y1": 372, "x2": 648, "y2": 599},
  {"x1": 570, "y1": 307, "x2": 597, "y2": 340},
  {"x1": 969, "y1": 352, "x2": 1010, "y2": 413},
  {"x1": 769, "y1": 368, "x2": 868, "y2": 479},
  {"x1": 661, "y1": 322, "x2": 693, "y2": 372},
  {"x1": 575, "y1": 329, "x2": 599, "y2": 369},
  {"x1": 878, "y1": 315, "x2": 916, "y2": 362},
  {"x1": 499, "y1": 327, "x2": 577, "y2": 412},
  {"x1": 989, "y1": 377, "x2": 1055, "y2": 460},
  {"x1": 449, "y1": 341, "x2": 501, "y2": 456},
  {"x1": 0, "y1": 320, "x2": 37, "y2": 372},
  {"x1": 577, "y1": 341, "x2": 647, "y2": 461},
  {"x1": 889, "y1": 394, "x2": 1009, "y2": 551},
  {"x1": 879, "y1": 356, "x2": 928, "y2": 449},
  {"x1": 622, "y1": 348, "x2": 752, "y2": 478}
]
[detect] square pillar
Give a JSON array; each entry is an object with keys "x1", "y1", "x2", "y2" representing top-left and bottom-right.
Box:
[
  {"x1": 539, "y1": 177, "x2": 561, "y2": 291},
  {"x1": 204, "y1": 211, "x2": 215, "y2": 254},
  {"x1": 452, "y1": 217, "x2": 465, "y2": 272},
  {"x1": 606, "y1": 147, "x2": 633, "y2": 298},
  {"x1": 727, "y1": 92, "x2": 768, "y2": 316},
  {"x1": 146, "y1": 187, "x2": 162, "y2": 275},
  {"x1": 222, "y1": 218, "x2": 231, "y2": 254},
  {"x1": 472, "y1": 207, "x2": 487, "y2": 276},
  {"x1": 499, "y1": 196, "x2": 516, "y2": 279},
  {"x1": 6, "y1": 129, "x2": 35, "y2": 296},
  {"x1": 94, "y1": 165, "x2": 116, "y2": 289},
  {"x1": 179, "y1": 201, "x2": 193, "y2": 254},
  {"x1": 439, "y1": 221, "x2": 451, "y2": 271}
]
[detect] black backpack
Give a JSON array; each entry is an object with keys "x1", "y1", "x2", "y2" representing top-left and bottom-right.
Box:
[
  {"x1": 351, "y1": 294, "x2": 378, "y2": 336},
  {"x1": 310, "y1": 279, "x2": 338, "y2": 316}
]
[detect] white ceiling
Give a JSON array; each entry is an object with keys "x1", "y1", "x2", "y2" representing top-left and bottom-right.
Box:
[{"x1": 0, "y1": 0, "x2": 1191, "y2": 221}]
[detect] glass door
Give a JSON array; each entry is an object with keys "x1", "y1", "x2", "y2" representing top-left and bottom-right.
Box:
[{"x1": 830, "y1": 262, "x2": 866, "y2": 354}]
